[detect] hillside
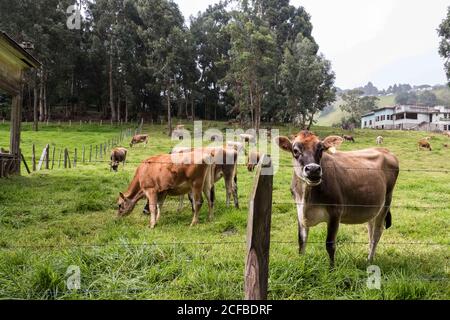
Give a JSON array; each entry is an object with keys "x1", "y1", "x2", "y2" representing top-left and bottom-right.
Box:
[{"x1": 316, "y1": 86, "x2": 450, "y2": 127}]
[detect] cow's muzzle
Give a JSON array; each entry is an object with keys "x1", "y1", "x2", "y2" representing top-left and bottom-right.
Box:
[{"x1": 301, "y1": 164, "x2": 322, "y2": 186}]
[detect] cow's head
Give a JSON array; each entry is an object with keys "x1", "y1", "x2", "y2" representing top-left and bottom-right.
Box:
[
  {"x1": 117, "y1": 192, "x2": 136, "y2": 217},
  {"x1": 111, "y1": 160, "x2": 120, "y2": 172},
  {"x1": 276, "y1": 131, "x2": 343, "y2": 186}
]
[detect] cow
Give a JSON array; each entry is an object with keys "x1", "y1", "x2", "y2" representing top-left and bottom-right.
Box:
[
  {"x1": 240, "y1": 133, "x2": 256, "y2": 144},
  {"x1": 443, "y1": 132, "x2": 450, "y2": 138},
  {"x1": 275, "y1": 131, "x2": 399, "y2": 268},
  {"x1": 247, "y1": 151, "x2": 260, "y2": 172},
  {"x1": 130, "y1": 134, "x2": 149, "y2": 147},
  {"x1": 226, "y1": 141, "x2": 245, "y2": 154},
  {"x1": 110, "y1": 147, "x2": 128, "y2": 172},
  {"x1": 166, "y1": 146, "x2": 239, "y2": 209},
  {"x1": 118, "y1": 150, "x2": 215, "y2": 228},
  {"x1": 418, "y1": 139, "x2": 432, "y2": 151},
  {"x1": 342, "y1": 135, "x2": 355, "y2": 143},
  {"x1": 376, "y1": 136, "x2": 384, "y2": 145}
]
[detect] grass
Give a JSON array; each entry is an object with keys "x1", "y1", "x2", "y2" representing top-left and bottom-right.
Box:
[{"x1": 0, "y1": 122, "x2": 449, "y2": 300}]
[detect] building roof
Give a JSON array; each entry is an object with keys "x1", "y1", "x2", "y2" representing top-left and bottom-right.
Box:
[{"x1": 0, "y1": 31, "x2": 41, "y2": 69}]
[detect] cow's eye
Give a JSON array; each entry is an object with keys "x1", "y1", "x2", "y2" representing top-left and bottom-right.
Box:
[{"x1": 293, "y1": 148, "x2": 302, "y2": 158}]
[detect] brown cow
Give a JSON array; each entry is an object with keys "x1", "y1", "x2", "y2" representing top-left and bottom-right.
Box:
[
  {"x1": 443, "y1": 132, "x2": 450, "y2": 138},
  {"x1": 418, "y1": 139, "x2": 432, "y2": 151},
  {"x1": 246, "y1": 151, "x2": 260, "y2": 172},
  {"x1": 118, "y1": 150, "x2": 215, "y2": 228},
  {"x1": 110, "y1": 147, "x2": 127, "y2": 172},
  {"x1": 168, "y1": 146, "x2": 239, "y2": 208},
  {"x1": 130, "y1": 134, "x2": 149, "y2": 147},
  {"x1": 276, "y1": 131, "x2": 399, "y2": 267},
  {"x1": 342, "y1": 135, "x2": 355, "y2": 143}
]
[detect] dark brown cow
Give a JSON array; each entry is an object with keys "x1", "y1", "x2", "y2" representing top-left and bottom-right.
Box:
[
  {"x1": 342, "y1": 135, "x2": 355, "y2": 143},
  {"x1": 118, "y1": 150, "x2": 215, "y2": 228},
  {"x1": 418, "y1": 138, "x2": 432, "y2": 151},
  {"x1": 276, "y1": 131, "x2": 399, "y2": 267},
  {"x1": 110, "y1": 147, "x2": 127, "y2": 172},
  {"x1": 130, "y1": 134, "x2": 149, "y2": 147}
]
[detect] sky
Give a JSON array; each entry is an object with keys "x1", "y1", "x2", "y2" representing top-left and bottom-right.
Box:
[{"x1": 174, "y1": 0, "x2": 449, "y2": 90}]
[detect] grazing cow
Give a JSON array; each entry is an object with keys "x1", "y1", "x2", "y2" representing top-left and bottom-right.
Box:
[
  {"x1": 167, "y1": 146, "x2": 239, "y2": 209},
  {"x1": 276, "y1": 131, "x2": 399, "y2": 267},
  {"x1": 418, "y1": 138, "x2": 432, "y2": 151},
  {"x1": 118, "y1": 150, "x2": 215, "y2": 228},
  {"x1": 376, "y1": 136, "x2": 384, "y2": 145},
  {"x1": 342, "y1": 135, "x2": 355, "y2": 143},
  {"x1": 443, "y1": 132, "x2": 450, "y2": 138},
  {"x1": 246, "y1": 151, "x2": 260, "y2": 172},
  {"x1": 110, "y1": 147, "x2": 128, "y2": 172},
  {"x1": 130, "y1": 134, "x2": 149, "y2": 147}
]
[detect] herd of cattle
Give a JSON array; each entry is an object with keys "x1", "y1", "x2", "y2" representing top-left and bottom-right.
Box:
[{"x1": 111, "y1": 129, "x2": 450, "y2": 266}]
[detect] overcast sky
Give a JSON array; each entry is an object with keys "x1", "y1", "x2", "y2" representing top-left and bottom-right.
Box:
[{"x1": 174, "y1": 0, "x2": 449, "y2": 90}]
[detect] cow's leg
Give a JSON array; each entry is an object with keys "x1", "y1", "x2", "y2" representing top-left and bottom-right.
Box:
[
  {"x1": 144, "y1": 191, "x2": 158, "y2": 228},
  {"x1": 233, "y1": 174, "x2": 239, "y2": 208},
  {"x1": 190, "y1": 188, "x2": 203, "y2": 227},
  {"x1": 156, "y1": 192, "x2": 167, "y2": 223},
  {"x1": 326, "y1": 216, "x2": 340, "y2": 269},
  {"x1": 204, "y1": 185, "x2": 215, "y2": 221},
  {"x1": 143, "y1": 201, "x2": 150, "y2": 215},
  {"x1": 298, "y1": 222, "x2": 309, "y2": 254},
  {"x1": 224, "y1": 174, "x2": 232, "y2": 208},
  {"x1": 368, "y1": 215, "x2": 385, "y2": 262}
]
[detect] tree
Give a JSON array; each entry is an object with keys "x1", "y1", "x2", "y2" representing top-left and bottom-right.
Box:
[
  {"x1": 224, "y1": 12, "x2": 277, "y2": 131},
  {"x1": 280, "y1": 34, "x2": 336, "y2": 128},
  {"x1": 439, "y1": 6, "x2": 450, "y2": 86},
  {"x1": 340, "y1": 89, "x2": 378, "y2": 126}
]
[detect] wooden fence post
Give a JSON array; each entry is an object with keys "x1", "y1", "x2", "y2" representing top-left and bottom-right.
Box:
[
  {"x1": 100, "y1": 144, "x2": 103, "y2": 160},
  {"x1": 58, "y1": 149, "x2": 62, "y2": 168},
  {"x1": 89, "y1": 145, "x2": 92, "y2": 162},
  {"x1": 51, "y1": 146, "x2": 56, "y2": 169},
  {"x1": 73, "y1": 148, "x2": 77, "y2": 168},
  {"x1": 64, "y1": 148, "x2": 68, "y2": 168},
  {"x1": 82, "y1": 146, "x2": 85, "y2": 164},
  {"x1": 244, "y1": 154, "x2": 273, "y2": 300},
  {"x1": 37, "y1": 144, "x2": 49, "y2": 171},
  {"x1": 95, "y1": 145, "x2": 98, "y2": 162},
  {"x1": 45, "y1": 145, "x2": 50, "y2": 170},
  {"x1": 21, "y1": 150, "x2": 31, "y2": 174},
  {"x1": 32, "y1": 144, "x2": 36, "y2": 171}
]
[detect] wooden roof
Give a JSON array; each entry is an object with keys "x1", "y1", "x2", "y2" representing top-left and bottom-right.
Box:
[{"x1": 0, "y1": 31, "x2": 41, "y2": 94}]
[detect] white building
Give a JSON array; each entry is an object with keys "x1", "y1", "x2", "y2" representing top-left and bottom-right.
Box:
[{"x1": 361, "y1": 105, "x2": 450, "y2": 131}]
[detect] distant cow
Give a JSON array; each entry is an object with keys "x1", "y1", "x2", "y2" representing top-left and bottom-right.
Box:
[
  {"x1": 226, "y1": 141, "x2": 245, "y2": 154},
  {"x1": 246, "y1": 151, "x2": 260, "y2": 172},
  {"x1": 443, "y1": 132, "x2": 450, "y2": 138},
  {"x1": 110, "y1": 147, "x2": 127, "y2": 172},
  {"x1": 130, "y1": 134, "x2": 149, "y2": 147},
  {"x1": 342, "y1": 135, "x2": 355, "y2": 143},
  {"x1": 418, "y1": 138, "x2": 432, "y2": 151},
  {"x1": 376, "y1": 136, "x2": 384, "y2": 145}
]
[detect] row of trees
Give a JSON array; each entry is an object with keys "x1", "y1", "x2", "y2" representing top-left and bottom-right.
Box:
[
  {"x1": 439, "y1": 6, "x2": 450, "y2": 86},
  {"x1": 0, "y1": 0, "x2": 336, "y2": 133}
]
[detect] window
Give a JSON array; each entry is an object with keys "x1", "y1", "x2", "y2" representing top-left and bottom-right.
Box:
[
  {"x1": 369, "y1": 120, "x2": 372, "y2": 125},
  {"x1": 445, "y1": 125, "x2": 448, "y2": 131},
  {"x1": 406, "y1": 113, "x2": 418, "y2": 120},
  {"x1": 364, "y1": 121, "x2": 367, "y2": 127},
  {"x1": 396, "y1": 113, "x2": 405, "y2": 120}
]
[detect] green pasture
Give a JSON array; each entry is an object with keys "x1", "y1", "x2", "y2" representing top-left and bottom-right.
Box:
[{"x1": 0, "y1": 122, "x2": 448, "y2": 299}]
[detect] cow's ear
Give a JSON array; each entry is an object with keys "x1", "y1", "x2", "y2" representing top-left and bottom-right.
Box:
[
  {"x1": 275, "y1": 136, "x2": 293, "y2": 153},
  {"x1": 322, "y1": 136, "x2": 344, "y2": 154}
]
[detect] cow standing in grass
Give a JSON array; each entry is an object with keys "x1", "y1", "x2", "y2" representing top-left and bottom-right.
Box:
[
  {"x1": 130, "y1": 134, "x2": 149, "y2": 147},
  {"x1": 118, "y1": 150, "x2": 215, "y2": 228},
  {"x1": 110, "y1": 147, "x2": 127, "y2": 172},
  {"x1": 342, "y1": 135, "x2": 355, "y2": 143},
  {"x1": 418, "y1": 138, "x2": 432, "y2": 151},
  {"x1": 276, "y1": 131, "x2": 399, "y2": 267},
  {"x1": 376, "y1": 136, "x2": 384, "y2": 145}
]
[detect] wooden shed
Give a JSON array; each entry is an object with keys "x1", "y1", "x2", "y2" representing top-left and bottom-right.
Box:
[{"x1": 0, "y1": 31, "x2": 41, "y2": 177}]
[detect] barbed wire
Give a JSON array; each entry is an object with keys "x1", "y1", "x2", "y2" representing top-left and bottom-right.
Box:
[{"x1": 1, "y1": 240, "x2": 448, "y2": 251}]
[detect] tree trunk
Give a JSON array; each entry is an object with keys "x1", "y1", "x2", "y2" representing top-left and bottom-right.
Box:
[
  {"x1": 33, "y1": 85, "x2": 38, "y2": 131},
  {"x1": 109, "y1": 53, "x2": 116, "y2": 121},
  {"x1": 43, "y1": 73, "x2": 48, "y2": 121},
  {"x1": 117, "y1": 92, "x2": 121, "y2": 123},
  {"x1": 38, "y1": 70, "x2": 44, "y2": 122},
  {"x1": 191, "y1": 96, "x2": 195, "y2": 122},
  {"x1": 125, "y1": 94, "x2": 128, "y2": 123},
  {"x1": 167, "y1": 85, "x2": 172, "y2": 136}
]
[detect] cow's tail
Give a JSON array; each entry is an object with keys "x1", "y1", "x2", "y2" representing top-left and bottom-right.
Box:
[{"x1": 385, "y1": 210, "x2": 392, "y2": 229}]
